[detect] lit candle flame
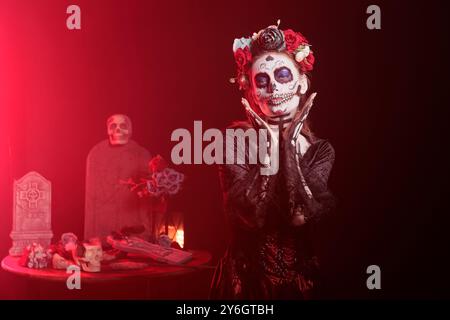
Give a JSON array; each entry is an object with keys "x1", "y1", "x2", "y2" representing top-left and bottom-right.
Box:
[
  {"x1": 160, "y1": 225, "x2": 184, "y2": 248},
  {"x1": 175, "y1": 229, "x2": 184, "y2": 248}
]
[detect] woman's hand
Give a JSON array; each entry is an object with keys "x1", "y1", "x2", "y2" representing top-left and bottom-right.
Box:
[
  {"x1": 291, "y1": 211, "x2": 307, "y2": 226},
  {"x1": 241, "y1": 98, "x2": 278, "y2": 145},
  {"x1": 282, "y1": 92, "x2": 317, "y2": 147},
  {"x1": 241, "y1": 98, "x2": 279, "y2": 173}
]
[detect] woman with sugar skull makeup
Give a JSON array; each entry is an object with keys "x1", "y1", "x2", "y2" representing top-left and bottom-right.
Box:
[{"x1": 210, "y1": 23, "x2": 336, "y2": 300}]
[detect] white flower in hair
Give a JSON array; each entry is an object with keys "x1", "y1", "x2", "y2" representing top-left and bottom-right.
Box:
[
  {"x1": 295, "y1": 45, "x2": 311, "y2": 63},
  {"x1": 233, "y1": 37, "x2": 252, "y2": 52}
]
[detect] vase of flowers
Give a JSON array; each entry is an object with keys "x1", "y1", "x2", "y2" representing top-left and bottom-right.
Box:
[{"x1": 121, "y1": 155, "x2": 185, "y2": 243}]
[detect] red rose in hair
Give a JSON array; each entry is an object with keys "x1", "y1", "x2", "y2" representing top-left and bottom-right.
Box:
[
  {"x1": 299, "y1": 51, "x2": 315, "y2": 73},
  {"x1": 148, "y1": 155, "x2": 168, "y2": 173},
  {"x1": 283, "y1": 29, "x2": 307, "y2": 53},
  {"x1": 234, "y1": 47, "x2": 252, "y2": 71}
]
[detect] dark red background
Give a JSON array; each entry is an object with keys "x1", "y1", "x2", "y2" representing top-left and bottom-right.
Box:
[{"x1": 0, "y1": 0, "x2": 449, "y2": 299}]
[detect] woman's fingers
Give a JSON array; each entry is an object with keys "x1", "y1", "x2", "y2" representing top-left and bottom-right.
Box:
[
  {"x1": 291, "y1": 214, "x2": 306, "y2": 226},
  {"x1": 241, "y1": 98, "x2": 278, "y2": 144},
  {"x1": 295, "y1": 92, "x2": 317, "y2": 123},
  {"x1": 303, "y1": 92, "x2": 317, "y2": 113},
  {"x1": 285, "y1": 92, "x2": 318, "y2": 142},
  {"x1": 241, "y1": 97, "x2": 251, "y2": 110}
]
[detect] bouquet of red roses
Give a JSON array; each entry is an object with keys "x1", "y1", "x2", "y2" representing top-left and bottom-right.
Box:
[
  {"x1": 146, "y1": 155, "x2": 185, "y2": 197},
  {"x1": 120, "y1": 155, "x2": 185, "y2": 243},
  {"x1": 121, "y1": 155, "x2": 185, "y2": 199}
]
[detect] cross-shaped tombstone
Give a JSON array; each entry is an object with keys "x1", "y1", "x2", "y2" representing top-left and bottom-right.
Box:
[
  {"x1": 9, "y1": 171, "x2": 53, "y2": 256},
  {"x1": 19, "y1": 182, "x2": 45, "y2": 210}
]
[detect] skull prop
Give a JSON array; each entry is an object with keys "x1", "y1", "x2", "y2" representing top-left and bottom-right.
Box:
[
  {"x1": 80, "y1": 244, "x2": 103, "y2": 272},
  {"x1": 250, "y1": 52, "x2": 308, "y2": 117},
  {"x1": 107, "y1": 114, "x2": 132, "y2": 145}
]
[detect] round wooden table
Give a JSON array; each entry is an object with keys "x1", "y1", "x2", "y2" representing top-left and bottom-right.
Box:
[{"x1": 1, "y1": 251, "x2": 213, "y2": 298}]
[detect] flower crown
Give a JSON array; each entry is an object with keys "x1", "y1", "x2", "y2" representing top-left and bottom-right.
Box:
[{"x1": 231, "y1": 21, "x2": 315, "y2": 90}]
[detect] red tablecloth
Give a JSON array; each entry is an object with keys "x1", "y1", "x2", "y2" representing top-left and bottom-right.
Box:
[{"x1": 1, "y1": 250, "x2": 212, "y2": 283}]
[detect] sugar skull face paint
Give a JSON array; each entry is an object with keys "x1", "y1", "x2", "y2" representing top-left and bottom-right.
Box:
[{"x1": 250, "y1": 52, "x2": 307, "y2": 117}]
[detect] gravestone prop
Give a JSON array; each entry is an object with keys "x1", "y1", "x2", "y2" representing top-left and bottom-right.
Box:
[
  {"x1": 84, "y1": 114, "x2": 151, "y2": 241},
  {"x1": 9, "y1": 171, "x2": 53, "y2": 256}
]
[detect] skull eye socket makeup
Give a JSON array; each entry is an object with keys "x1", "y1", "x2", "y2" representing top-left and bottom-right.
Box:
[
  {"x1": 119, "y1": 123, "x2": 128, "y2": 130},
  {"x1": 274, "y1": 67, "x2": 293, "y2": 83},
  {"x1": 254, "y1": 73, "x2": 270, "y2": 88},
  {"x1": 110, "y1": 123, "x2": 117, "y2": 130}
]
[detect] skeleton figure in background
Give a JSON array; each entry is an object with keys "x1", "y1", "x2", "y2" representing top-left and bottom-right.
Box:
[
  {"x1": 84, "y1": 114, "x2": 151, "y2": 242},
  {"x1": 210, "y1": 23, "x2": 336, "y2": 299}
]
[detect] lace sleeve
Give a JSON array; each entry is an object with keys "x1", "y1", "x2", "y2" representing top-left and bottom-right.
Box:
[
  {"x1": 218, "y1": 129, "x2": 277, "y2": 231},
  {"x1": 283, "y1": 139, "x2": 336, "y2": 223}
]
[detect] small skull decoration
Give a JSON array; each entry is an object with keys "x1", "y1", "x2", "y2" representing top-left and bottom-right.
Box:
[
  {"x1": 80, "y1": 243, "x2": 103, "y2": 272},
  {"x1": 107, "y1": 114, "x2": 132, "y2": 145}
]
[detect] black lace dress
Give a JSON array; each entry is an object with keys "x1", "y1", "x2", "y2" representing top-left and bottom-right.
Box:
[{"x1": 210, "y1": 120, "x2": 336, "y2": 300}]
